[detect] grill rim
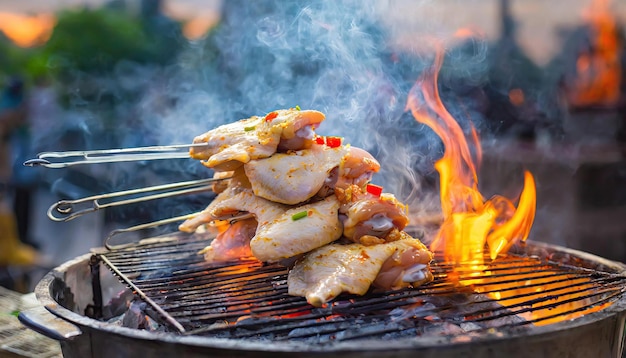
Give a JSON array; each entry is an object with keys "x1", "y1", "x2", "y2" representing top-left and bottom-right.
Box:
[{"x1": 32, "y1": 240, "x2": 626, "y2": 354}]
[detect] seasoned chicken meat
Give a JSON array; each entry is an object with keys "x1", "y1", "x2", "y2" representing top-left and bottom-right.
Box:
[
  {"x1": 288, "y1": 242, "x2": 396, "y2": 307},
  {"x1": 288, "y1": 235, "x2": 432, "y2": 307},
  {"x1": 244, "y1": 145, "x2": 349, "y2": 205},
  {"x1": 314, "y1": 146, "x2": 381, "y2": 199},
  {"x1": 336, "y1": 146, "x2": 380, "y2": 189},
  {"x1": 338, "y1": 186, "x2": 409, "y2": 245},
  {"x1": 183, "y1": 109, "x2": 433, "y2": 299},
  {"x1": 199, "y1": 218, "x2": 257, "y2": 262},
  {"x1": 190, "y1": 109, "x2": 325, "y2": 171},
  {"x1": 210, "y1": 170, "x2": 234, "y2": 194},
  {"x1": 178, "y1": 183, "x2": 287, "y2": 233},
  {"x1": 183, "y1": 186, "x2": 342, "y2": 262},
  {"x1": 372, "y1": 231, "x2": 434, "y2": 290},
  {"x1": 178, "y1": 167, "x2": 261, "y2": 233},
  {"x1": 251, "y1": 196, "x2": 343, "y2": 262}
]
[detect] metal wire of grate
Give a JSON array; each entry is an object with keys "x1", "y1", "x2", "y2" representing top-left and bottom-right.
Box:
[{"x1": 96, "y1": 233, "x2": 626, "y2": 344}]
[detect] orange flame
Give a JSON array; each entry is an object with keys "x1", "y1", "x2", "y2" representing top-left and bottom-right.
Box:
[
  {"x1": 406, "y1": 48, "x2": 537, "y2": 266},
  {"x1": 566, "y1": 0, "x2": 622, "y2": 107}
]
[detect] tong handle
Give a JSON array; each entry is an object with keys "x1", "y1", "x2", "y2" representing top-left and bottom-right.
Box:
[
  {"x1": 24, "y1": 143, "x2": 210, "y2": 168},
  {"x1": 47, "y1": 177, "x2": 223, "y2": 222}
]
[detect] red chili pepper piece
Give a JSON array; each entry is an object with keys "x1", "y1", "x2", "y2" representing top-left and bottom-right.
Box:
[
  {"x1": 325, "y1": 136, "x2": 342, "y2": 148},
  {"x1": 366, "y1": 184, "x2": 383, "y2": 197},
  {"x1": 265, "y1": 111, "x2": 278, "y2": 122}
]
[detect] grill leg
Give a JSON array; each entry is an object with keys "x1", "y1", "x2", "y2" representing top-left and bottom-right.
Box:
[{"x1": 85, "y1": 255, "x2": 103, "y2": 319}]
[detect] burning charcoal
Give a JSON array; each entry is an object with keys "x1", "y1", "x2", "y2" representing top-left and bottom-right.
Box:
[
  {"x1": 389, "y1": 302, "x2": 437, "y2": 321},
  {"x1": 459, "y1": 322, "x2": 482, "y2": 332},
  {"x1": 101, "y1": 289, "x2": 134, "y2": 320},
  {"x1": 382, "y1": 327, "x2": 419, "y2": 341},
  {"x1": 121, "y1": 300, "x2": 161, "y2": 331},
  {"x1": 452, "y1": 293, "x2": 528, "y2": 329},
  {"x1": 421, "y1": 322, "x2": 466, "y2": 336},
  {"x1": 144, "y1": 315, "x2": 162, "y2": 331},
  {"x1": 287, "y1": 320, "x2": 353, "y2": 340},
  {"x1": 105, "y1": 314, "x2": 125, "y2": 327},
  {"x1": 332, "y1": 319, "x2": 410, "y2": 341}
]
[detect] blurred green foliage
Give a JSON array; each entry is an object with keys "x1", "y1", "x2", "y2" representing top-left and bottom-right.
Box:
[
  {"x1": 0, "y1": 6, "x2": 182, "y2": 84},
  {"x1": 0, "y1": 32, "x2": 33, "y2": 81},
  {"x1": 43, "y1": 8, "x2": 155, "y2": 75},
  {"x1": 45, "y1": 7, "x2": 182, "y2": 75}
]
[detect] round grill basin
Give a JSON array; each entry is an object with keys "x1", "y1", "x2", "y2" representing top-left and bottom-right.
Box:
[{"x1": 20, "y1": 238, "x2": 626, "y2": 358}]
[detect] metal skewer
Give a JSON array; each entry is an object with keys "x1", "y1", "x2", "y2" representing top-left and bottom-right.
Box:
[
  {"x1": 24, "y1": 143, "x2": 211, "y2": 168},
  {"x1": 104, "y1": 212, "x2": 255, "y2": 250},
  {"x1": 48, "y1": 177, "x2": 227, "y2": 222}
]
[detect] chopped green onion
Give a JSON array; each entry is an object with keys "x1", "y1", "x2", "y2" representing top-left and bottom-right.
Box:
[
  {"x1": 295, "y1": 105, "x2": 301, "y2": 111},
  {"x1": 244, "y1": 125, "x2": 256, "y2": 132},
  {"x1": 291, "y1": 210, "x2": 308, "y2": 221}
]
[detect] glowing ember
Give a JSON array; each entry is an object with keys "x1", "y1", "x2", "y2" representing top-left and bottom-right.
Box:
[
  {"x1": 566, "y1": 0, "x2": 623, "y2": 107},
  {"x1": 406, "y1": 48, "x2": 537, "y2": 267}
]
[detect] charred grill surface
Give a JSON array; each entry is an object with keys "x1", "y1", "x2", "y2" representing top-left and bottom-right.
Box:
[{"x1": 96, "y1": 234, "x2": 626, "y2": 344}]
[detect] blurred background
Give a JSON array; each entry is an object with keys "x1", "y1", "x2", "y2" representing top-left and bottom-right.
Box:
[{"x1": 0, "y1": 0, "x2": 625, "y2": 296}]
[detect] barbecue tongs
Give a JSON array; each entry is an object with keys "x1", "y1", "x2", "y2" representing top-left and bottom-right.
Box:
[{"x1": 25, "y1": 143, "x2": 250, "y2": 248}]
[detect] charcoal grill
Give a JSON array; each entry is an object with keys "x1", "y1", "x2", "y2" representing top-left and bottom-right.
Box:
[{"x1": 18, "y1": 230, "x2": 626, "y2": 358}]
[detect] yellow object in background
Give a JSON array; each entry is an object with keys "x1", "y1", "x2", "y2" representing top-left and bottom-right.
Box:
[{"x1": 0, "y1": 200, "x2": 38, "y2": 266}]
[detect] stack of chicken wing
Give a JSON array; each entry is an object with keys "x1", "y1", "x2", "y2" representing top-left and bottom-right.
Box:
[{"x1": 179, "y1": 108, "x2": 433, "y2": 307}]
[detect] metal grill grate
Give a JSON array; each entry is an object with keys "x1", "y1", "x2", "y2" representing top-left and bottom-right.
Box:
[{"x1": 96, "y1": 233, "x2": 626, "y2": 344}]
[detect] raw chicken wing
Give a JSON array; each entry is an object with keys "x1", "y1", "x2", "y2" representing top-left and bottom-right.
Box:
[
  {"x1": 190, "y1": 109, "x2": 325, "y2": 171},
  {"x1": 339, "y1": 187, "x2": 409, "y2": 245},
  {"x1": 199, "y1": 218, "x2": 257, "y2": 262},
  {"x1": 244, "y1": 145, "x2": 348, "y2": 204},
  {"x1": 178, "y1": 167, "x2": 261, "y2": 233},
  {"x1": 336, "y1": 146, "x2": 380, "y2": 189},
  {"x1": 288, "y1": 242, "x2": 397, "y2": 307},
  {"x1": 372, "y1": 231, "x2": 434, "y2": 290},
  {"x1": 288, "y1": 236, "x2": 432, "y2": 307},
  {"x1": 251, "y1": 196, "x2": 342, "y2": 262}
]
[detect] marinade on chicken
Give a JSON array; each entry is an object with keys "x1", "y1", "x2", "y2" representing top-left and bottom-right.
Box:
[
  {"x1": 185, "y1": 185, "x2": 287, "y2": 229},
  {"x1": 184, "y1": 184, "x2": 342, "y2": 262},
  {"x1": 199, "y1": 218, "x2": 257, "y2": 262},
  {"x1": 314, "y1": 146, "x2": 381, "y2": 199},
  {"x1": 251, "y1": 195, "x2": 343, "y2": 262},
  {"x1": 190, "y1": 109, "x2": 325, "y2": 171},
  {"x1": 244, "y1": 145, "x2": 349, "y2": 205},
  {"x1": 287, "y1": 235, "x2": 433, "y2": 307},
  {"x1": 372, "y1": 231, "x2": 434, "y2": 290},
  {"x1": 210, "y1": 170, "x2": 234, "y2": 194},
  {"x1": 336, "y1": 146, "x2": 380, "y2": 189},
  {"x1": 178, "y1": 167, "x2": 265, "y2": 233},
  {"x1": 338, "y1": 186, "x2": 410, "y2": 245},
  {"x1": 183, "y1": 108, "x2": 433, "y2": 301}
]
